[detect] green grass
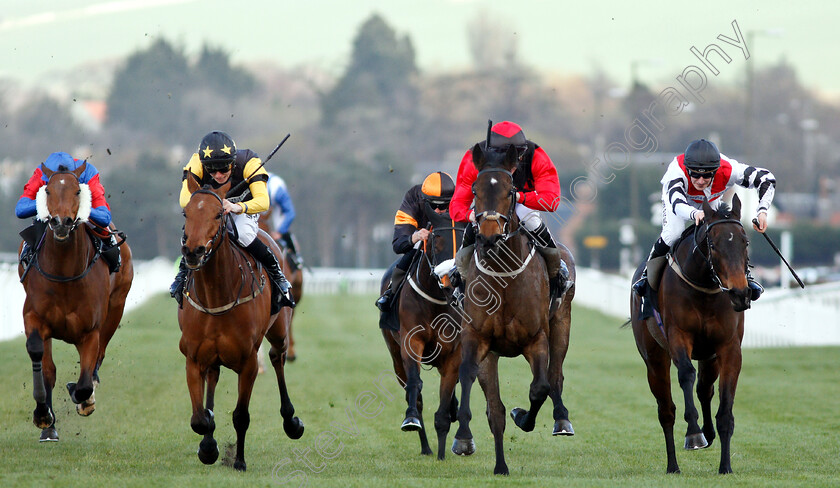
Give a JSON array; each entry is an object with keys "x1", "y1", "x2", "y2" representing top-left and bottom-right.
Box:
[{"x1": 1, "y1": 293, "x2": 838, "y2": 487}]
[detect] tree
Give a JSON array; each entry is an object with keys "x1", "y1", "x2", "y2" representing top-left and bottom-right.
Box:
[{"x1": 193, "y1": 45, "x2": 256, "y2": 99}]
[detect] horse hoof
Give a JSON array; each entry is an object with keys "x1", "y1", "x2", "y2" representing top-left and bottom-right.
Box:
[
  {"x1": 284, "y1": 417, "x2": 305, "y2": 439},
  {"x1": 510, "y1": 407, "x2": 533, "y2": 432},
  {"x1": 451, "y1": 437, "x2": 475, "y2": 456},
  {"x1": 198, "y1": 438, "x2": 219, "y2": 465},
  {"x1": 494, "y1": 463, "x2": 510, "y2": 476},
  {"x1": 684, "y1": 432, "x2": 709, "y2": 450},
  {"x1": 401, "y1": 417, "x2": 422, "y2": 431},
  {"x1": 234, "y1": 460, "x2": 247, "y2": 472},
  {"x1": 33, "y1": 405, "x2": 54, "y2": 429},
  {"x1": 39, "y1": 427, "x2": 59, "y2": 442},
  {"x1": 76, "y1": 401, "x2": 96, "y2": 417},
  {"x1": 287, "y1": 353, "x2": 297, "y2": 362},
  {"x1": 553, "y1": 419, "x2": 575, "y2": 436}
]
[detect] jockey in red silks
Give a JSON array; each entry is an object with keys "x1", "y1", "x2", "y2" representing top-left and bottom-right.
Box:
[
  {"x1": 632, "y1": 138, "x2": 776, "y2": 300},
  {"x1": 449, "y1": 121, "x2": 571, "y2": 304},
  {"x1": 15, "y1": 151, "x2": 122, "y2": 273}
]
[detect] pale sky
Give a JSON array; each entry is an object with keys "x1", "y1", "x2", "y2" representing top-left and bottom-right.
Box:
[{"x1": 2, "y1": 0, "x2": 838, "y2": 98}]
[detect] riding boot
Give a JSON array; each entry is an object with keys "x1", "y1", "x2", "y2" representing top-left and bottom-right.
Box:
[
  {"x1": 246, "y1": 239, "x2": 295, "y2": 314},
  {"x1": 376, "y1": 267, "x2": 407, "y2": 312},
  {"x1": 280, "y1": 232, "x2": 298, "y2": 255},
  {"x1": 633, "y1": 237, "x2": 670, "y2": 296},
  {"x1": 170, "y1": 258, "x2": 188, "y2": 307},
  {"x1": 19, "y1": 242, "x2": 32, "y2": 267},
  {"x1": 531, "y1": 223, "x2": 572, "y2": 299},
  {"x1": 100, "y1": 234, "x2": 121, "y2": 274},
  {"x1": 746, "y1": 266, "x2": 764, "y2": 301}
]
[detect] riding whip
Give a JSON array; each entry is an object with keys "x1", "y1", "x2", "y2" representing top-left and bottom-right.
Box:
[
  {"x1": 226, "y1": 133, "x2": 291, "y2": 198},
  {"x1": 752, "y1": 218, "x2": 805, "y2": 288}
]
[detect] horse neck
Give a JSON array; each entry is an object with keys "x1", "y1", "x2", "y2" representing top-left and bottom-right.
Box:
[
  {"x1": 191, "y1": 236, "x2": 246, "y2": 300},
  {"x1": 672, "y1": 233, "x2": 716, "y2": 288},
  {"x1": 41, "y1": 227, "x2": 93, "y2": 276}
]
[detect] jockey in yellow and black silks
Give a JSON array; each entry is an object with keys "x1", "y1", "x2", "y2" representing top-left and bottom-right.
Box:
[{"x1": 169, "y1": 131, "x2": 294, "y2": 313}]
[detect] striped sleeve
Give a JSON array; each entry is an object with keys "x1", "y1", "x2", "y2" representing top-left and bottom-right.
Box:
[{"x1": 729, "y1": 156, "x2": 776, "y2": 214}]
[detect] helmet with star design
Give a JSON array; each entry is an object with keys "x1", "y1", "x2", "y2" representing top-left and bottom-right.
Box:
[{"x1": 198, "y1": 131, "x2": 236, "y2": 173}]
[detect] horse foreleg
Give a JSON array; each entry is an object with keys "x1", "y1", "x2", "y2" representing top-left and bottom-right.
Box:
[
  {"x1": 697, "y1": 357, "x2": 720, "y2": 448},
  {"x1": 673, "y1": 349, "x2": 707, "y2": 450},
  {"x1": 548, "y1": 303, "x2": 574, "y2": 436},
  {"x1": 231, "y1": 356, "x2": 259, "y2": 472},
  {"x1": 268, "y1": 345, "x2": 304, "y2": 440},
  {"x1": 644, "y1": 345, "x2": 680, "y2": 474},
  {"x1": 452, "y1": 336, "x2": 486, "y2": 457},
  {"x1": 433, "y1": 351, "x2": 460, "y2": 460},
  {"x1": 399, "y1": 334, "x2": 425, "y2": 433},
  {"x1": 511, "y1": 337, "x2": 551, "y2": 433},
  {"x1": 26, "y1": 330, "x2": 54, "y2": 431},
  {"x1": 715, "y1": 343, "x2": 742, "y2": 474},
  {"x1": 66, "y1": 332, "x2": 99, "y2": 416},
  {"x1": 478, "y1": 353, "x2": 509, "y2": 475}
]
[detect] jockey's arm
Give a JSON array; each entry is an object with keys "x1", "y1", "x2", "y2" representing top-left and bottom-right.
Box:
[
  {"x1": 273, "y1": 187, "x2": 296, "y2": 233},
  {"x1": 517, "y1": 148, "x2": 560, "y2": 212},
  {"x1": 449, "y1": 150, "x2": 476, "y2": 222},
  {"x1": 179, "y1": 155, "x2": 203, "y2": 209},
  {"x1": 236, "y1": 157, "x2": 270, "y2": 214}
]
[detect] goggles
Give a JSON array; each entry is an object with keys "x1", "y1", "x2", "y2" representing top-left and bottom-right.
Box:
[
  {"x1": 687, "y1": 168, "x2": 716, "y2": 180},
  {"x1": 427, "y1": 200, "x2": 449, "y2": 211},
  {"x1": 203, "y1": 161, "x2": 232, "y2": 174}
]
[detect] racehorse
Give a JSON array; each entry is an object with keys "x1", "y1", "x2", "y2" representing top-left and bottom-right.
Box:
[
  {"x1": 630, "y1": 195, "x2": 751, "y2": 474},
  {"x1": 19, "y1": 162, "x2": 134, "y2": 442},
  {"x1": 450, "y1": 144, "x2": 576, "y2": 475},
  {"x1": 380, "y1": 213, "x2": 465, "y2": 460},
  {"x1": 258, "y1": 210, "x2": 303, "y2": 361},
  {"x1": 178, "y1": 176, "x2": 304, "y2": 471}
]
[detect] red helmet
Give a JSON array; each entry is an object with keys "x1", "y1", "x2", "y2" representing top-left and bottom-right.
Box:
[{"x1": 489, "y1": 121, "x2": 527, "y2": 157}]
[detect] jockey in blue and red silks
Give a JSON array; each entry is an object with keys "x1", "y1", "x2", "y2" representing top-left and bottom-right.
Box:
[
  {"x1": 15, "y1": 151, "x2": 121, "y2": 273},
  {"x1": 449, "y1": 121, "x2": 571, "y2": 304}
]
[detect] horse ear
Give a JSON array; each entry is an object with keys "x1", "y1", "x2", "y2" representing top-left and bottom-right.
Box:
[
  {"x1": 73, "y1": 161, "x2": 87, "y2": 178},
  {"x1": 471, "y1": 143, "x2": 486, "y2": 171},
  {"x1": 186, "y1": 171, "x2": 200, "y2": 193},
  {"x1": 40, "y1": 163, "x2": 54, "y2": 179},
  {"x1": 504, "y1": 145, "x2": 518, "y2": 171},
  {"x1": 731, "y1": 193, "x2": 742, "y2": 219},
  {"x1": 702, "y1": 196, "x2": 713, "y2": 218}
]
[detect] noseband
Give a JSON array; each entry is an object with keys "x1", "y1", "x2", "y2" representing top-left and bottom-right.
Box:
[
  {"x1": 472, "y1": 167, "x2": 518, "y2": 241},
  {"x1": 183, "y1": 188, "x2": 228, "y2": 269},
  {"x1": 692, "y1": 218, "x2": 746, "y2": 292}
]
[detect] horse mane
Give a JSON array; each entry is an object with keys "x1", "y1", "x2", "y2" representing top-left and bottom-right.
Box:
[{"x1": 712, "y1": 202, "x2": 732, "y2": 220}]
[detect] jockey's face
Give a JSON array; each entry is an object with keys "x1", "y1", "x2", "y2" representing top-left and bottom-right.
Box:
[
  {"x1": 690, "y1": 174, "x2": 713, "y2": 191},
  {"x1": 209, "y1": 167, "x2": 232, "y2": 184}
]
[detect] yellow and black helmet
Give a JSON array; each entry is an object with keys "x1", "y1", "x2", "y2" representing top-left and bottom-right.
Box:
[
  {"x1": 421, "y1": 171, "x2": 455, "y2": 209},
  {"x1": 198, "y1": 131, "x2": 236, "y2": 173}
]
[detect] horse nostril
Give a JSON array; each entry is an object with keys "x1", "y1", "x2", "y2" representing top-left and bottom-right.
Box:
[
  {"x1": 63, "y1": 217, "x2": 74, "y2": 227},
  {"x1": 196, "y1": 246, "x2": 206, "y2": 255},
  {"x1": 181, "y1": 245, "x2": 189, "y2": 256},
  {"x1": 49, "y1": 217, "x2": 60, "y2": 227}
]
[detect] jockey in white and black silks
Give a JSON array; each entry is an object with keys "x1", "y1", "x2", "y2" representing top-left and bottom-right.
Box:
[
  {"x1": 375, "y1": 171, "x2": 458, "y2": 312},
  {"x1": 169, "y1": 130, "x2": 294, "y2": 313},
  {"x1": 449, "y1": 121, "x2": 571, "y2": 305},
  {"x1": 15, "y1": 151, "x2": 122, "y2": 273},
  {"x1": 633, "y1": 138, "x2": 776, "y2": 300}
]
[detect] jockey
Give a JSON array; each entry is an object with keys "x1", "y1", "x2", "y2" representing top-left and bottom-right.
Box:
[
  {"x1": 375, "y1": 171, "x2": 455, "y2": 312},
  {"x1": 632, "y1": 138, "x2": 775, "y2": 300},
  {"x1": 449, "y1": 121, "x2": 571, "y2": 304},
  {"x1": 265, "y1": 172, "x2": 301, "y2": 260},
  {"x1": 15, "y1": 151, "x2": 122, "y2": 273},
  {"x1": 169, "y1": 131, "x2": 294, "y2": 313}
]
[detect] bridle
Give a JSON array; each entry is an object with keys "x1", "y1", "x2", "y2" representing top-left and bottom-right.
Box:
[
  {"x1": 691, "y1": 218, "x2": 747, "y2": 292},
  {"x1": 472, "y1": 167, "x2": 519, "y2": 241},
  {"x1": 44, "y1": 170, "x2": 85, "y2": 235},
  {"x1": 182, "y1": 188, "x2": 228, "y2": 270}
]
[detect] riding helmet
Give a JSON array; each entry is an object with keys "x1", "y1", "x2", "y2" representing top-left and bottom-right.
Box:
[
  {"x1": 683, "y1": 139, "x2": 721, "y2": 173},
  {"x1": 198, "y1": 131, "x2": 236, "y2": 172},
  {"x1": 489, "y1": 121, "x2": 528, "y2": 158},
  {"x1": 421, "y1": 171, "x2": 455, "y2": 205}
]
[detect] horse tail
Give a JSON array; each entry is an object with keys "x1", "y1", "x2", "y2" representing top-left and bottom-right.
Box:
[{"x1": 620, "y1": 317, "x2": 632, "y2": 329}]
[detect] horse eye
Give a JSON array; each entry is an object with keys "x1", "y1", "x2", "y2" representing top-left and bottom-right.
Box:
[
  {"x1": 76, "y1": 190, "x2": 81, "y2": 195},
  {"x1": 216, "y1": 212, "x2": 223, "y2": 220}
]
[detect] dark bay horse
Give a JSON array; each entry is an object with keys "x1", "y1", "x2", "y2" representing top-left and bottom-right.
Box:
[
  {"x1": 451, "y1": 144, "x2": 576, "y2": 475},
  {"x1": 631, "y1": 195, "x2": 751, "y2": 474},
  {"x1": 178, "y1": 176, "x2": 304, "y2": 471},
  {"x1": 380, "y1": 214, "x2": 464, "y2": 459},
  {"x1": 258, "y1": 210, "x2": 303, "y2": 361},
  {"x1": 19, "y1": 162, "x2": 134, "y2": 442}
]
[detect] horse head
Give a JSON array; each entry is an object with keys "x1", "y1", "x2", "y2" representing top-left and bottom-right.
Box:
[
  {"x1": 470, "y1": 142, "x2": 519, "y2": 258},
  {"x1": 700, "y1": 194, "x2": 752, "y2": 311},
  {"x1": 39, "y1": 162, "x2": 89, "y2": 241},
  {"x1": 181, "y1": 174, "x2": 231, "y2": 269}
]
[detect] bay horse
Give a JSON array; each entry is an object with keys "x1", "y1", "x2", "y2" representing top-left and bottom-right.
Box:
[
  {"x1": 451, "y1": 144, "x2": 576, "y2": 475},
  {"x1": 380, "y1": 212, "x2": 465, "y2": 460},
  {"x1": 258, "y1": 210, "x2": 303, "y2": 361},
  {"x1": 630, "y1": 195, "x2": 751, "y2": 474},
  {"x1": 19, "y1": 162, "x2": 134, "y2": 442},
  {"x1": 178, "y1": 176, "x2": 304, "y2": 471}
]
